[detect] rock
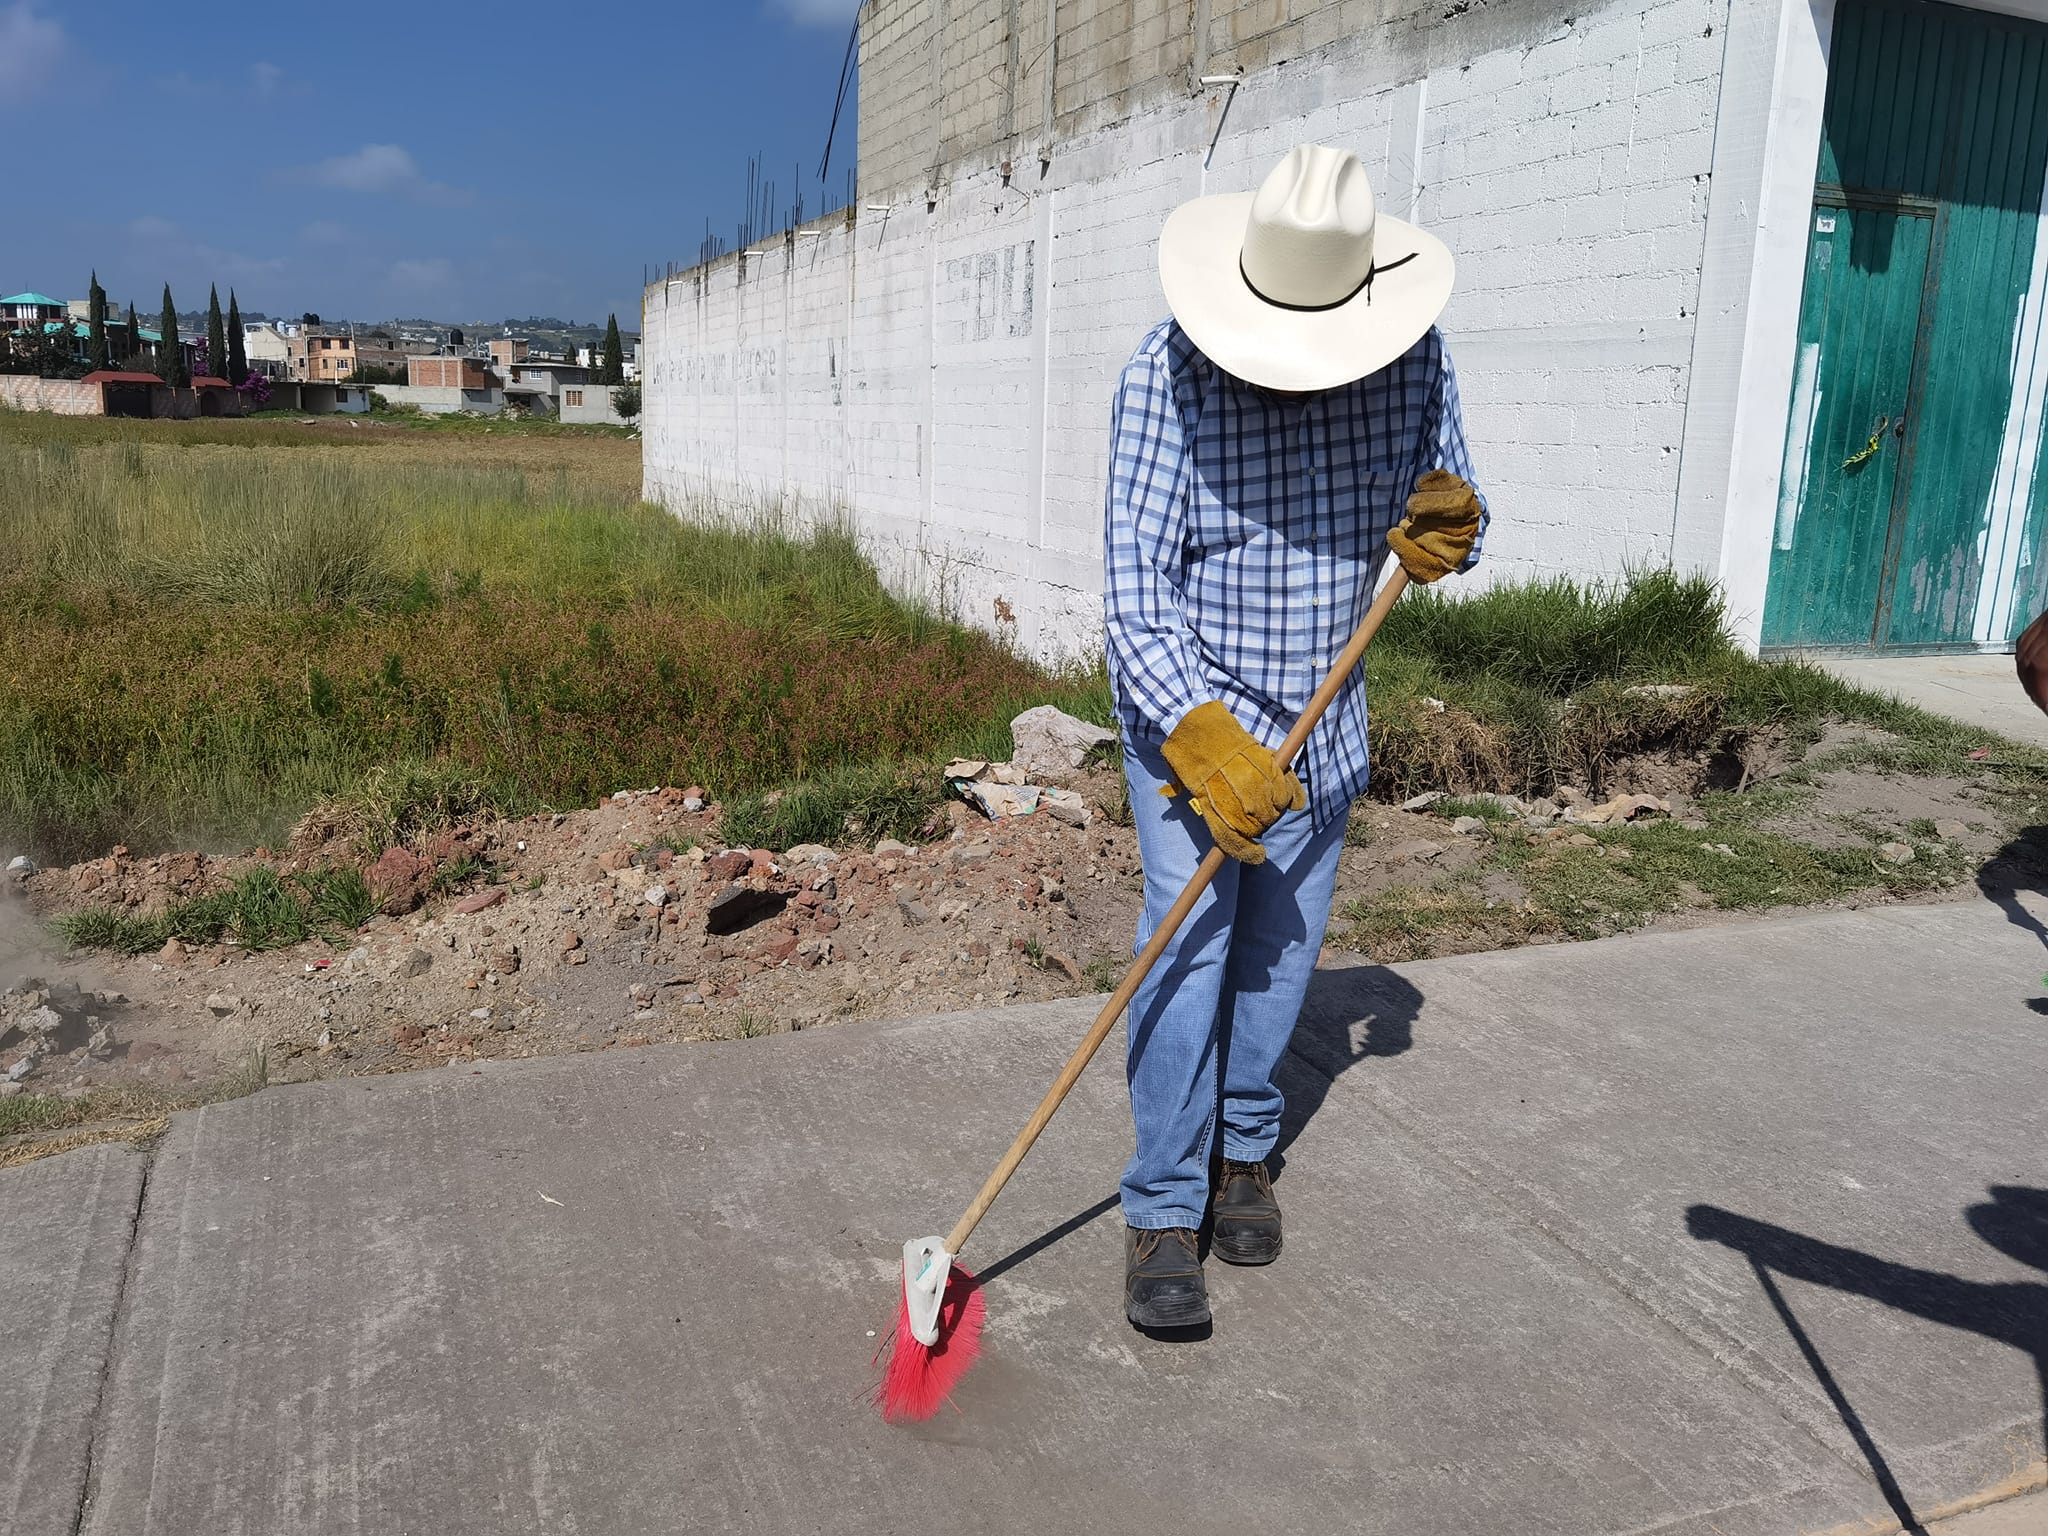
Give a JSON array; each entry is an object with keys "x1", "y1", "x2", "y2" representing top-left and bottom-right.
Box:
[
  {"x1": 598, "y1": 846, "x2": 636, "y2": 872},
  {"x1": 488, "y1": 1014, "x2": 515, "y2": 1031},
  {"x1": 491, "y1": 944, "x2": 521, "y2": 975},
  {"x1": 157, "y1": 937, "x2": 184, "y2": 962},
  {"x1": 683, "y1": 796, "x2": 706, "y2": 813},
  {"x1": 948, "y1": 841, "x2": 995, "y2": 867},
  {"x1": 1933, "y1": 819, "x2": 1969, "y2": 842},
  {"x1": 783, "y1": 843, "x2": 838, "y2": 865},
  {"x1": 705, "y1": 850, "x2": 750, "y2": 882},
  {"x1": 1039, "y1": 875, "x2": 1065, "y2": 903},
  {"x1": 705, "y1": 885, "x2": 789, "y2": 936},
  {"x1": 1566, "y1": 832, "x2": 1599, "y2": 848},
  {"x1": 897, "y1": 895, "x2": 932, "y2": 926},
  {"x1": 1048, "y1": 952, "x2": 1085, "y2": 984},
  {"x1": 874, "y1": 838, "x2": 914, "y2": 858},
  {"x1": 1451, "y1": 816, "x2": 1491, "y2": 836},
  {"x1": 1041, "y1": 789, "x2": 1092, "y2": 828},
  {"x1": 1399, "y1": 791, "x2": 1446, "y2": 811},
  {"x1": 24, "y1": 1005, "x2": 65, "y2": 1037},
  {"x1": 6, "y1": 1052, "x2": 39, "y2": 1082},
  {"x1": 452, "y1": 887, "x2": 506, "y2": 914},
  {"x1": 469, "y1": 1007, "x2": 492, "y2": 1021},
  {"x1": 643, "y1": 885, "x2": 668, "y2": 908},
  {"x1": 1009, "y1": 705, "x2": 1117, "y2": 777},
  {"x1": 4, "y1": 854, "x2": 34, "y2": 879},
  {"x1": 367, "y1": 846, "x2": 432, "y2": 916},
  {"x1": 678, "y1": 991, "x2": 705, "y2": 1007},
  {"x1": 393, "y1": 948, "x2": 434, "y2": 979},
  {"x1": 766, "y1": 935, "x2": 802, "y2": 965},
  {"x1": 1572, "y1": 793, "x2": 1671, "y2": 826},
  {"x1": 813, "y1": 913, "x2": 841, "y2": 934},
  {"x1": 1877, "y1": 841, "x2": 1917, "y2": 865},
  {"x1": 560, "y1": 929, "x2": 582, "y2": 954},
  {"x1": 0, "y1": 1080, "x2": 22, "y2": 1098},
  {"x1": 204, "y1": 993, "x2": 242, "y2": 1018},
  {"x1": 1628, "y1": 683, "x2": 1699, "y2": 700}
]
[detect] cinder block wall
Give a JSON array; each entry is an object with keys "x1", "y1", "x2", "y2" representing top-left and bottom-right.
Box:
[
  {"x1": 0, "y1": 376, "x2": 102, "y2": 415},
  {"x1": 644, "y1": 0, "x2": 1731, "y2": 661}
]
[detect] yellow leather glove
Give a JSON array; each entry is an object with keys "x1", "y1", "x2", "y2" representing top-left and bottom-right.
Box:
[
  {"x1": 1386, "y1": 469, "x2": 1483, "y2": 584},
  {"x1": 1159, "y1": 701, "x2": 1306, "y2": 865}
]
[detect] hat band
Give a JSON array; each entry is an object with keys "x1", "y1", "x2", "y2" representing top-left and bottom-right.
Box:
[{"x1": 1238, "y1": 249, "x2": 1419, "y2": 312}]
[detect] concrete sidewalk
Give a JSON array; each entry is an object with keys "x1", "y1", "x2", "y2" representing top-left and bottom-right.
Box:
[
  {"x1": 1816, "y1": 652, "x2": 2048, "y2": 748},
  {"x1": 6, "y1": 897, "x2": 2046, "y2": 1536}
]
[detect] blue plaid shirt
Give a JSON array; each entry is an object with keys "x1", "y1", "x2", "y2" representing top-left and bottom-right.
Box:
[{"x1": 1103, "y1": 319, "x2": 1486, "y2": 829}]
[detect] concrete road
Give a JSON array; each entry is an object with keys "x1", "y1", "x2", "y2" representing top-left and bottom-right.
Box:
[{"x1": 6, "y1": 896, "x2": 2045, "y2": 1535}]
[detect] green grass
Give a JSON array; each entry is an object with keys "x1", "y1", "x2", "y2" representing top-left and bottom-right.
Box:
[
  {"x1": 1360, "y1": 569, "x2": 2047, "y2": 803},
  {"x1": 718, "y1": 760, "x2": 948, "y2": 849},
  {"x1": 0, "y1": 419, "x2": 1108, "y2": 860},
  {"x1": 1343, "y1": 784, "x2": 1975, "y2": 959},
  {"x1": 51, "y1": 865, "x2": 376, "y2": 956}
]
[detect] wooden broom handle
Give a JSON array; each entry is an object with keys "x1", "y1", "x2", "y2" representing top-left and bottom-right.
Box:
[{"x1": 943, "y1": 560, "x2": 1414, "y2": 1256}]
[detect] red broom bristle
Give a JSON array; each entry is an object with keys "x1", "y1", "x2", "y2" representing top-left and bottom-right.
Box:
[{"x1": 876, "y1": 1264, "x2": 985, "y2": 1422}]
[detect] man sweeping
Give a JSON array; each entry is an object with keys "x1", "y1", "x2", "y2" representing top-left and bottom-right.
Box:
[{"x1": 1105, "y1": 143, "x2": 1486, "y2": 1330}]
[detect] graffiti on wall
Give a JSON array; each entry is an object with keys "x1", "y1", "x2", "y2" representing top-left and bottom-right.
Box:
[{"x1": 940, "y1": 239, "x2": 1035, "y2": 344}]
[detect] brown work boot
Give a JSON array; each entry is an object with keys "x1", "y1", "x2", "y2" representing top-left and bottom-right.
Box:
[
  {"x1": 1124, "y1": 1225, "x2": 1210, "y2": 1329},
  {"x1": 1212, "y1": 1158, "x2": 1282, "y2": 1265}
]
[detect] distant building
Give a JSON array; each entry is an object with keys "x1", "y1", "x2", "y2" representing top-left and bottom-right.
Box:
[
  {"x1": 488, "y1": 337, "x2": 529, "y2": 371},
  {"x1": 1, "y1": 292, "x2": 66, "y2": 327},
  {"x1": 241, "y1": 322, "x2": 292, "y2": 379},
  {"x1": 500, "y1": 356, "x2": 588, "y2": 415},
  {"x1": 560, "y1": 383, "x2": 628, "y2": 426},
  {"x1": 288, "y1": 327, "x2": 356, "y2": 382},
  {"x1": 388, "y1": 353, "x2": 505, "y2": 414}
]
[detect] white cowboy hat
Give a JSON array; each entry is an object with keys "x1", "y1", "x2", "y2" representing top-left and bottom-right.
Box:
[{"x1": 1159, "y1": 143, "x2": 1455, "y2": 391}]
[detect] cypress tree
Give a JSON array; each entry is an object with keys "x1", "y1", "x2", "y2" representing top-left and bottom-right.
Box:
[
  {"x1": 87, "y1": 270, "x2": 109, "y2": 372},
  {"x1": 226, "y1": 290, "x2": 247, "y2": 385},
  {"x1": 599, "y1": 313, "x2": 624, "y2": 384},
  {"x1": 205, "y1": 284, "x2": 226, "y2": 382},
  {"x1": 125, "y1": 302, "x2": 139, "y2": 363},
  {"x1": 159, "y1": 285, "x2": 187, "y2": 387}
]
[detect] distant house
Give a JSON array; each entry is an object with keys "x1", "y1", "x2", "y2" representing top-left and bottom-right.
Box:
[
  {"x1": 384, "y1": 352, "x2": 505, "y2": 414},
  {"x1": 288, "y1": 327, "x2": 356, "y2": 382},
  {"x1": 560, "y1": 383, "x2": 628, "y2": 426},
  {"x1": 501, "y1": 357, "x2": 588, "y2": 415},
  {"x1": 1, "y1": 292, "x2": 66, "y2": 328},
  {"x1": 241, "y1": 322, "x2": 292, "y2": 379}
]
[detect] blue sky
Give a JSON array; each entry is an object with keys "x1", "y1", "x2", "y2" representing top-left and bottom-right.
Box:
[{"x1": 0, "y1": 0, "x2": 862, "y2": 326}]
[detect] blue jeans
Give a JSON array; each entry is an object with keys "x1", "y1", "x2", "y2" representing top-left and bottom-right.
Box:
[{"x1": 1119, "y1": 735, "x2": 1348, "y2": 1230}]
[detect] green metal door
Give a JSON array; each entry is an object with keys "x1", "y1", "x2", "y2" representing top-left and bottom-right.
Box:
[
  {"x1": 1763, "y1": 207, "x2": 1931, "y2": 648},
  {"x1": 1763, "y1": 0, "x2": 2048, "y2": 652}
]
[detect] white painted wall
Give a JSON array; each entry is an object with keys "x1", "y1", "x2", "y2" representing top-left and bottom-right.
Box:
[{"x1": 644, "y1": 0, "x2": 1733, "y2": 662}]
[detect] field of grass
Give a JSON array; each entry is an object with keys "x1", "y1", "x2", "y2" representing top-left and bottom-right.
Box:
[
  {"x1": 2, "y1": 412, "x2": 2039, "y2": 869},
  {"x1": 0, "y1": 414, "x2": 1103, "y2": 860}
]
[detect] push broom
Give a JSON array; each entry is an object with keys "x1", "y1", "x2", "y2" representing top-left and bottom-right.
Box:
[{"x1": 879, "y1": 532, "x2": 1438, "y2": 1422}]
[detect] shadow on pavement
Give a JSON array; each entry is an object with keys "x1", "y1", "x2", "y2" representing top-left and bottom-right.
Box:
[
  {"x1": 973, "y1": 961, "x2": 1426, "y2": 1293},
  {"x1": 1686, "y1": 1187, "x2": 2048, "y2": 1536},
  {"x1": 1272, "y1": 962, "x2": 1427, "y2": 1161},
  {"x1": 1977, "y1": 827, "x2": 2048, "y2": 954}
]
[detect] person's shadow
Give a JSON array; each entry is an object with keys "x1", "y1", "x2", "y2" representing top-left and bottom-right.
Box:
[{"x1": 1686, "y1": 1187, "x2": 2048, "y2": 1535}]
